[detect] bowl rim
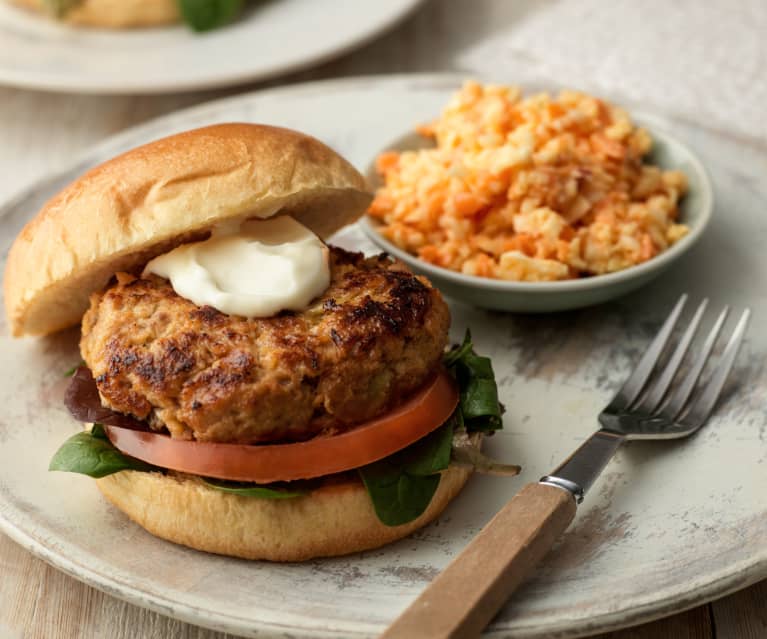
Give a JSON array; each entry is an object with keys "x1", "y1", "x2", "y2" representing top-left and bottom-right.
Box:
[{"x1": 360, "y1": 117, "x2": 713, "y2": 295}]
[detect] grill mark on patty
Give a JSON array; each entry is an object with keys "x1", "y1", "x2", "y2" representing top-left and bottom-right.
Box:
[
  {"x1": 192, "y1": 351, "x2": 254, "y2": 389},
  {"x1": 325, "y1": 268, "x2": 433, "y2": 344},
  {"x1": 190, "y1": 305, "x2": 226, "y2": 324}
]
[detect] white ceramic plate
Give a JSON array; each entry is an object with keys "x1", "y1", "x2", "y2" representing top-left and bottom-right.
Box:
[
  {"x1": 0, "y1": 74, "x2": 765, "y2": 639},
  {"x1": 0, "y1": 0, "x2": 424, "y2": 93}
]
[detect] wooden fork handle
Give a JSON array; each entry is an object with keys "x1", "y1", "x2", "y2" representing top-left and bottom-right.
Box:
[{"x1": 380, "y1": 483, "x2": 577, "y2": 639}]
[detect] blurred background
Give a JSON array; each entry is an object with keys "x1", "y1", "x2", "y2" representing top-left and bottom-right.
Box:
[
  {"x1": 1, "y1": 1, "x2": 764, "y2": 638},
  {"x1": 2, "y1": 0, "x2": 764, "y2": 197}
]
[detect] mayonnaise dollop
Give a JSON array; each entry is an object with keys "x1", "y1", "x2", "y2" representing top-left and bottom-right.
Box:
[{"x1": 143, "y1": 216, "x2": 330, "y2": 317}]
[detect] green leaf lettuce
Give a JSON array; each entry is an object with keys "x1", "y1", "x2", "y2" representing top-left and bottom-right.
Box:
[
  {"x1": 359, "y1": 419, "x2": 455, "y2": 526},
  {"x1": 49, "y1": 424, "x2": 155, "y2": 478}
]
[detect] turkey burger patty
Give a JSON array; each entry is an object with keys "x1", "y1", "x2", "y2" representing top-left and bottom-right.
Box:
[{"x1": 81, "y1": 247, "x2": 450, "y2": 445}]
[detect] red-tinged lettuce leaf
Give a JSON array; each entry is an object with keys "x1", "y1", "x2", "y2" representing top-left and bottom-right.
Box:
[{"x1": 64, "y1": 367, "x2": 147, "y2": 430}]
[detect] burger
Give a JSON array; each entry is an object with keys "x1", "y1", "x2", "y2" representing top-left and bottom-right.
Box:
[{"x1": 4, "y1": 124, "x2": 517, "y2": 561}]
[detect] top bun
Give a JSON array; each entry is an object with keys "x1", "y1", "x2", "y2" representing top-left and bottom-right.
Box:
[{"x1": 4, "y1": 123, "x2": 372, "y2": 337}]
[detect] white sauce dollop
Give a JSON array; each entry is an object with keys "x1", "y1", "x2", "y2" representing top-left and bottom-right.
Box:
[{"x1": 143, "y1": 216, "x2": 330, "y2": 317}]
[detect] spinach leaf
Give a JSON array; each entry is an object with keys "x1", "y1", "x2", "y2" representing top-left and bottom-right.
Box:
[
  {"x1": 359, "y1": 419, "x2": 453, "y2": 527},
  {"x1": 364, "y1": 473, "x2": 441, "y2": 528},
  {"x1": 49, "y1": 425, "x2": 155, "y2": 478},
  {"x1": 90, "y1": 423, "x2": 108, "y2": 439},
  {"x1": 445, "y1": 330, "x2": 503, "y2": 432},
  {"x1": 203, "y1": 478, "x2": 304, "y2": 499},
  {"x1": 399, "y1": 417, "x2": 454, "y2": 476},
  {"x1": 443, "y1": 332, "x2": 473, "y2": 367},
  {"x1": 358, "y1": 333, "x2": 504, "y2": 526},
  {"x1": 177, "y1": 0, "x2": 244, "y2": 32},
  {"x1": 63, "y1": 361, "x2": 84, "y2": 377}
]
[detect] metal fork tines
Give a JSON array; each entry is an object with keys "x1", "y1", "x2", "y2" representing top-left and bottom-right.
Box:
[
  {"x1": 543, "y1": 294, "x2": 751, "y2": 502},
  {"x1": 600, "y1": 294, "x2": 751, "y2": 438}
]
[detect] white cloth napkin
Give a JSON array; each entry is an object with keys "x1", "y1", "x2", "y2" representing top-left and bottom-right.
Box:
[{"x1": 458, "y1": 0, "x2": 767, "y2": 145}]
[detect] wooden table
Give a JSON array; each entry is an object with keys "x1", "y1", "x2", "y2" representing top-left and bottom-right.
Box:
[{"x1": 0, "y1": 1, "x2": 765, "y2": 637}]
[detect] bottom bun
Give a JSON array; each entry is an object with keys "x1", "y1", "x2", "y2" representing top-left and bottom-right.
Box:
[
  {"x1": 11, "y1": 0, "x2": 179, "y2": 28},
  {"x1": 96, "y1": 438, "x2": 480, "y2": 562}
]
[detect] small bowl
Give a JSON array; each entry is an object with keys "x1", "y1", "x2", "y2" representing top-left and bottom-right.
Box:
[{"x1": 360, "y1": 122, "x2": 713, "y2": 312}]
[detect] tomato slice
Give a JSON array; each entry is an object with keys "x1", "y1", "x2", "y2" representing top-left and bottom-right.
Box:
[{"x1": 104, "y1": 370, "x2": 458, "y2": 483}]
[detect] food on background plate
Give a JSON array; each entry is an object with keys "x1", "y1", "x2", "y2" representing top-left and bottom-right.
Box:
[
  {"x1": 368, "y1": 81, "x2": 689, "y2": 282},
  {"x1": 4, "y1": 123, "x2": 519, "y2": 561},
  {"x1": 10, "y1": 0, "x2": 250, "y2": 31}
]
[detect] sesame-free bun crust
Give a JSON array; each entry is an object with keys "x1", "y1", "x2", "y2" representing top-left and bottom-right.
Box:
[
  {"x1": 4, "y1": 123, "x2": 371, "y2": 337},
  {"x1": 10, "y1": 0, "x2": 180, "y2": 28},
  {"x1": 96, "y1": 462, "x2": 474, "y2": 562}
]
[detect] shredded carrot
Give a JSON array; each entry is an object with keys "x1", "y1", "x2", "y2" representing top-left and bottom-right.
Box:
[{"x1": 367, "y1": 81, "x2": 688, "y2": 281}]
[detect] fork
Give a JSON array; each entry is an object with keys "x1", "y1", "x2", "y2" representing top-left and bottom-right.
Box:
[{"x1": 381, "y1": 294, "x2": 751, "y2": 639}]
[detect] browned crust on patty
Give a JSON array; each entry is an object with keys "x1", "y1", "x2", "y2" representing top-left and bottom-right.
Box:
[{"x1": 80, "y1": 247, "x2": 450, "y2": 444}]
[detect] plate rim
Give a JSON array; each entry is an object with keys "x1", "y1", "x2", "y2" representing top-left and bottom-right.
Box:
[
  {"x1": 2, "y1": 497, "x2": 764, "y2": 639},
  {"x1": 0, "y1": 72, "x2": 764, "y2": 639},
  {"x1": 0, "y1": 0, "x2": 425, "y2": 94}
]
